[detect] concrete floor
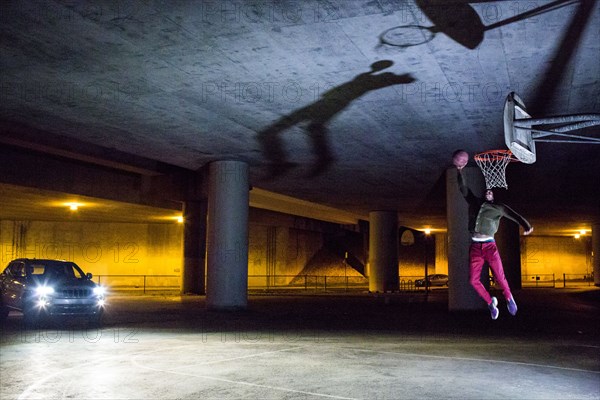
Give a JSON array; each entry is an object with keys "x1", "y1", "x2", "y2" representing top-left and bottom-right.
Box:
[{"x1": 1, "y1": 288, "x2": 599, "y2": 400}]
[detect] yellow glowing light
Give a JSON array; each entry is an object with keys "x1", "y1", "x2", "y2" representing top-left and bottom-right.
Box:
[
  {"x1": 574, "y1": 233, "x2": 581, "y2": 239},
  {"x1": 64, "y1": 202, "x2": 83, "y2": 211},
  {"x1": 579, "y1": 229, "x2": 587, "y2": 235},
  {"x1": 177, "y1": 216, "x2": 184, "y2": 223},
  {"x1": 424, "y1": 228, "x2": 431, "y2": 235}
]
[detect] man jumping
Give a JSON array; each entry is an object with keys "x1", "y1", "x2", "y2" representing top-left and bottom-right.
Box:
[{"x1": 453, "y1": 150, "x2": 534, "y2": 320}]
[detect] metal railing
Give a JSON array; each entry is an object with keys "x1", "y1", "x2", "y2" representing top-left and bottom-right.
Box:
[
  {"x1": 93, "y1": 274, "x2": 421, "y2": 293},
  {"x1": 521, "y1": 274, "x2": 555, "y2": 288},
  {"x1": 249, "y1": 275, "x2": 369, "y2": 292},
  {"x1": 249, "y1": 275, "x2": 426, "y2": 292},
  {"x1": 562, "y1": 273, "x2": 595, "y2": 288},
  {"x1": 92, "y1": 273, "x2": 595, "y2": 294},
  {"x1": 95, "y1": 275, "x2": 180, "y2": 294}
]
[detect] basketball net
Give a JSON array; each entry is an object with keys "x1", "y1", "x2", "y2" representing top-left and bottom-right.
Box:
[{"x1": 474, "y1": 150, "x2": 518, "y2": 189}]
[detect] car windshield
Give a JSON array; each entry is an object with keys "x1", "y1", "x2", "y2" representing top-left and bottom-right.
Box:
[{"x1": 28, "y1": 261, "x2": 86, "y2": 280}]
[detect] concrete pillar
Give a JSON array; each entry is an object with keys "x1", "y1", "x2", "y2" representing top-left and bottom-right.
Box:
[
  {"x1": 446, "y1": 167, "x2": 485, "y2": 311},
  {"x1": 593, "y1": 223, "x2": 600, "y2": 287},
  {"x1": 368, "y1": 211, "x2": 399, "y2": 292},
  {"x1": 205, "y1": 160, "x2": 249, "y2": 310},
  {"x1": 434, "y1": 233, "x2": 448, "y2": 274},
  {"x1": 495, "y1": 221, "x2": 522, "y2": 290},
  {"x1": 263, "y1": 226, "x2": 288, "y2": 287},
  {"x1": 359, "y1": 219, "x2": 369, "y2": 268},
  {"x1": 274, "y1": 226, "x2": 289, "y2": 279},
  {"x1": 181, "y1": 200, "x2": 207, "y2": 295}
]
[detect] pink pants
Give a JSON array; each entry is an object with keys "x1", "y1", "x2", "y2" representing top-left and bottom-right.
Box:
[{"x1": 469, "y1": 241, "x2": 512, "y2": 305}]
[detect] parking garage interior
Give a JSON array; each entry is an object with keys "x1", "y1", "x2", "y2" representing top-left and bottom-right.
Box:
[{"x1": 1, "y1": 1, "x2": 599, "y2": 399}]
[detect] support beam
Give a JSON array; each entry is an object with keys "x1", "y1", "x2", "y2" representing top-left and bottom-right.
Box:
[
  {"x1": 446, "y1": 167, "x2": 485, "y2": 311},
  {"x1": 593, "y1": 223, "x2": 600, "y2": 287},
  {"x1": 368, "y1": 211, "x2": 399, "y2": 293},
  {"x1": 182, "y1": 200, "x2": 207, "y2": 295},
  {"x1": 495, "y1": 221, "x2": 522, "y2": 291},
  {"x1": 206, "y1": 161, "x2": 250, "y2": 310}
]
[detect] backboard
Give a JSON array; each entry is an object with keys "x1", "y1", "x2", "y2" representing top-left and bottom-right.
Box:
[{"x1": 504, "y1": 92, "x2": 536, "y2": 164}]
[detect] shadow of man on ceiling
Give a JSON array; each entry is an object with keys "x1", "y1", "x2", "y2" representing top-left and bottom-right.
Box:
[{"x1": 257, "y1": 60, "x2": 415, "y2": 179}]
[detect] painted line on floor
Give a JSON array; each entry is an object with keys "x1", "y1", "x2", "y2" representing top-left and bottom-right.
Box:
[
  {"x1": 132, "y1": 357, "x2": 359, "y2": 400},
  {"x1": 17, "y1": 353, "x2": 130, "y2": 400},
  {"x1": 342, "y1": 347, "x2": 600, "y2": 375},
  {"x1": 131, "y1": 345, "x2": 359, "y2": 399},
  {"x1": 167, "y1": 345, "x2": 305, "y2": 369}
]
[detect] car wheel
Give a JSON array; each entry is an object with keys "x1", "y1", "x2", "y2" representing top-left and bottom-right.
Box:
[
  {"x1": 22, "y1": 304, "x2": 46, "y2": 328},
  {"x1": 87, "y1": 312, "x2": 103, "y2": 328},
  {"x1": 22, "y1": 310, "x2": 39, "y2": 328}
]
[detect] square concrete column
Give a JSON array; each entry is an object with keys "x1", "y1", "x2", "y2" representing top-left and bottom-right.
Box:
[
  {"x1": 593, "y1": 223, "x2": 600, "y2": 287},
  {"x1": 368, "y1": 210, "x2": 399, "y2": 293},
  {"x1": 206, "y1": 160, "x2": 249, "y2": 310},
  {"x1": 495, "y1": 221, "x2": 522, "y2": 290},
  {"x1": 446, "y1": 167, "x2": 485, "y2": 311},
  {"x1": 182, "y1": 200, "x2": 207, "y2": 295}
]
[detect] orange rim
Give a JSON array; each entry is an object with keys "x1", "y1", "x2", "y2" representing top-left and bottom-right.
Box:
[{"x1": 474, "y1": 149, "x2": 519, "y2": 162}]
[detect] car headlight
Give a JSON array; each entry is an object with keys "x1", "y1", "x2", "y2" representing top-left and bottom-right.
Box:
[
  {"x1": 93, "y1": 286, "x2": 106, "y2": 297},
  {"x1": 35, "y1": 286, "x2": 55, "y2": 296}
]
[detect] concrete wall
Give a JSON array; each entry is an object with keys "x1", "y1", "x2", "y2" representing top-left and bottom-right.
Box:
[
  {"x1": 521, "y1": 236, "x2": 593, "y2": 279},
  {"x1": 399, "y1": 232, "x2": 590, "y2": 285},
  {"x1": 248, "y1": 221, "x2": 324, "y2": 285},
  {"x1": 248, "y1": 208, "x2": 346, "y2": 283},
  {"x1": 1, "y1": 209, "x2": 327, "y2": 287},
  {"x1": 398, "y1": 228, "x2": 436, "y2": 278},
  {"x1": 435, "y1": 233, "x2": 448, "y2": 274},
  {"x1": 0, "y1": 220, "x2": 183, "y2": 277},
  {"x1": 2, "y1": 218, "x2": 591, "y2": 287}
]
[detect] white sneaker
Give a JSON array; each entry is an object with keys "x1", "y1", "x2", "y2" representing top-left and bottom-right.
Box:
[
  {"x1": 488, "y1": 297, "x2": 499, "y2": 320},
  {"x1": 507, "y1": 297, "x2": 518, "y2": 316}
]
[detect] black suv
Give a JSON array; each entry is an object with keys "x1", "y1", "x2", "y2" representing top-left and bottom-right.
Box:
[{"x1": 0, "y1": 258, "x2": 106, "y2": 326}]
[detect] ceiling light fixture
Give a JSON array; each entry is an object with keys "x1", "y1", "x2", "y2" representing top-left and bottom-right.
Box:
[{"x1": 64, "y1": 202, "x2": 83, "y2": 211}]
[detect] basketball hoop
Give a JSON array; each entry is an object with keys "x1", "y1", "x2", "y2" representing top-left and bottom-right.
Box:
[{"x1": 474, "y1": 150, "x2": 519, "y2": 189}]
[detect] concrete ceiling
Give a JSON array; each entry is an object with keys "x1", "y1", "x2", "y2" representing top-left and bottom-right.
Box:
[{"x1": 1, "y1": 0, "x2": 599, "y2": 236}]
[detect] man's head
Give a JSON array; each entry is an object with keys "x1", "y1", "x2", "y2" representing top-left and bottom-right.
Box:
[{"x1": 485, "y1": 189, "x2": 494, "y2": 202}]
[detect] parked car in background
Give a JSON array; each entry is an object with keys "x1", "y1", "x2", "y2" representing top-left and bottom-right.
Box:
[
  {"x1": 415, "y1": 274, "x2": 449, "y2": 288},
  {"x1": 0, "y1": 258, "x2": 106, "y2": 326}
]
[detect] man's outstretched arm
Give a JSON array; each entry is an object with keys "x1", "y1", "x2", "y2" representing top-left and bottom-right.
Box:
[
  {"x1": 457, "y1": 169, "x2": 480, "y2": 206},
  {"x1": 499, "y1": 203, "x2": 533, "y2": 235}
]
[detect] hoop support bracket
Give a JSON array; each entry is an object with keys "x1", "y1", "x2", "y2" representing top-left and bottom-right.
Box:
[{"x1": 514, "y1": 114, "x2": 600, "y2": 144}]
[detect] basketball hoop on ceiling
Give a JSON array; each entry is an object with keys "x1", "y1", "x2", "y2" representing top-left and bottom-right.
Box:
[
  {"x1": 504, "y1": 92, "x2": 600, "y2": 165},
  {"x1": 474, "y1": 149, "x2": 519, "y2": 190}
]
